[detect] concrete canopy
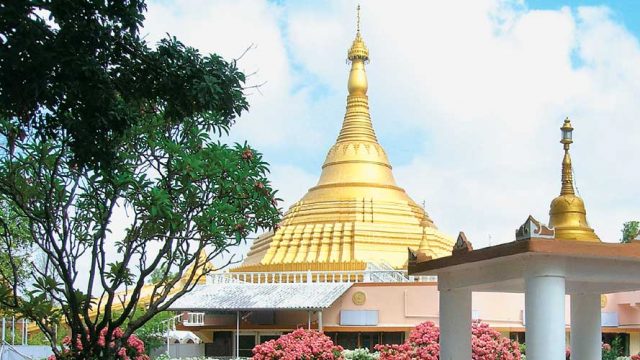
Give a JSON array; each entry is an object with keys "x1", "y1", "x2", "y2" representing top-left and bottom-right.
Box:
[
  {"x1": 409, "y1": 238, "x2": 640, "y2": 360},
  {"x1": 410, "y1": 238, "x2": 640, "y2": 294}
]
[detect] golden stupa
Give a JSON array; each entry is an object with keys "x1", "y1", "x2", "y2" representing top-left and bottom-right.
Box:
[
  {"x1": 236, "y1": 7, "x2": 453, "y2": 272},
  {"x1": 548, "y1": 118, "x2": 600, "y2": 241}
]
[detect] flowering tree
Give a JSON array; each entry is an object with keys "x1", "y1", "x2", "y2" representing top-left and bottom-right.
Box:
[
  {"x1": 49, "y1": 327, "x2": 149, "y2": 360},
  {"x1": 0, "y1": 1, "x2": 280, "y2": 359},
  {"x1": 252, "y1": 329, "x2": 344, "y2": 360},
  {"x1": 376, "y1": 321, "x2": 521, "y2": 360}
]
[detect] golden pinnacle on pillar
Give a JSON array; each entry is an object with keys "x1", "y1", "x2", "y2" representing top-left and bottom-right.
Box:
[{"x1": 548, "y1": 117, "x2": 600, "y2": 242}]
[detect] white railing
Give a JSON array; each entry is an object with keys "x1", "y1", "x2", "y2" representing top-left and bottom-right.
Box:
[{"x1": 209, "y1": 270, "x2": 437, "y2": 284}]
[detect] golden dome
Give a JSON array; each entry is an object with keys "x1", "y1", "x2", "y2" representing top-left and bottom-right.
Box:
[
  {"x1": 235, "y1": 7, "x2": 453, "y2": 272},
  {"x1": 548, "y1": 118, "x2": 600, "y2": 242}
]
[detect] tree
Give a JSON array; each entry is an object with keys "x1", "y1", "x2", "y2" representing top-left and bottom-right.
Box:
[
  {"x1": 621, "y1": 221, "x2": 640, "y2": 243},
  {"x1": 0, "y1": 1, "x2": 281, "y2": 359},
  {"x1": 0, "y1": 0, "x2": 250, "y2": 170},
  {"x1": 0, "y1": 199, "x2": 32, "y2": 313}
]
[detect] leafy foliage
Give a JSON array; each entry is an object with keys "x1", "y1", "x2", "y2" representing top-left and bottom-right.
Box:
[
  {"x1": 0, "y1": 1, "x2": 281, "y2": 359},
  {"x1": 0, "y1": 0, "x2": 248, "y2": 170},
  {"x1": 342, "y1": 348, "x2": 380, "y2": 360},
  {"x1": 601, "y1": 337, "x2": 624, "y2": 360},
  {"x1": 0, "y1": 199, "x2": 31, "y2": 313},
  {"x1": 131, "y1": 310, "x2": 175, "y2": 353},
  {"x1": 621, "y1": 221, "x2": 640, "y2": 243}
]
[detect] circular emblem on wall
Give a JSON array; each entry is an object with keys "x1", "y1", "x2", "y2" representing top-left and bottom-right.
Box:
[
  {"x1": 352, "y1": 291, "x2": 366, "y2": 305},
  {"x1": 601, "y1": 294, "x2": 608, "y2": 308}
]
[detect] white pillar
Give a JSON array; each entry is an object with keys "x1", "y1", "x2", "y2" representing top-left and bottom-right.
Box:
[
  {"x1": 571, "y1": 294, "x2": 601, "y2": 360},
  {"x1": 166, "y1": 321, "x2": 170, "y2": 355},
  {"x1": 439, "y1": 287, "x2": 472, "y2": 360},
  {"x1": 308, "y1": 311, "x2": 311, "y2": 330},
  {"x1": 525, "y1": 275, "x2": 566, "y2": 360},
  {"x1": 318, "y1": 311, "x2": 323, "y2": 332},
  {"x1": 236, "y1": 311, "x2": 240, "y2": 359}
]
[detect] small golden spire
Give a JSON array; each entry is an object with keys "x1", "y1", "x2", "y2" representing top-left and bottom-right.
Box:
[
  {"x1": 560, "y1": 117, "x2": 575, "y2": 196},
  {"x1": 548, "y1": 118, "x2": 600, "y2": 242}
]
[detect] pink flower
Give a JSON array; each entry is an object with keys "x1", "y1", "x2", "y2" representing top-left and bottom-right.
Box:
[
  {"x1": 252, "y1": 329, "x2": 343, "y2": 360},
  {"x1": 376, "y1": 320, "x2": 521, "y2": 360},
  {"x1": 49, "y1": 327, "x2": 148, "y2": 360}
]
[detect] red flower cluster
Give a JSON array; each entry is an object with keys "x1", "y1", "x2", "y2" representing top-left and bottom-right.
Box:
[
  {"x1": 376, "y1": 321, "x2": 521, "y2": 360},
  {"x1": 252, "y1": 328, "x2": 344, "y2": 360},
  {"x1": 48, "y1": 327, "x2": 149, "y2": 360},
  {"x1": 631, "y1": 355, "x2": 640, "y2": 360}
]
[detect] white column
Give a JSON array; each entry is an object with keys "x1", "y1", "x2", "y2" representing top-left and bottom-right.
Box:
[
  {"x1": 236, "y1": 311, "x2": 240, "y2": 359},
  {"x1": 571, "y1": 294, "x2": 601, "y2": 360},
  {"x1": 525, "y1": 275, "x2": 566, "y2": 360},
  {"x1": 439, "y1": 287, "x2": 472, "y2": 360},
  {"x1": 318, "y1": 311, "x2": 323, "y2": 332}
]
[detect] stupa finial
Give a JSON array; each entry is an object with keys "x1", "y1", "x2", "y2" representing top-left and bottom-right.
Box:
[
  {"x1": 560, "y1": 117, "x2": 575, "y2": 196},
  {"x1": 356, "y1": 4, "x2": 361, "y2": 34},
  {"x1": 548, "y1": 117, "x2": 600, "y2": 241},
  {"x1": 348, "y1": 5, "x2": 369, "y2": 63}
]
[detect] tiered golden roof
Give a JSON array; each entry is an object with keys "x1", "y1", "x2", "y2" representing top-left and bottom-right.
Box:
[
  {"x1": 236, "y1": 7, "x2": 453, "y2": 271},
  {"x1": 548, "y1": 118, "x2": 600, "y2": 241}
]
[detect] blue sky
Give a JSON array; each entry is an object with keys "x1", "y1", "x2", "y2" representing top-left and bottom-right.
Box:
[
  {"x1": 531, "y1": 0, "x2": 640, "y2": 34},
  {"x1": 140, "y1": 0, "x2": 640, "y2": 260}
]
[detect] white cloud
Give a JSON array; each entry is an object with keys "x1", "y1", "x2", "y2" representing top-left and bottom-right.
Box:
[{"x1": 140, "y1": 0, "x2": 640, "y2": 253}]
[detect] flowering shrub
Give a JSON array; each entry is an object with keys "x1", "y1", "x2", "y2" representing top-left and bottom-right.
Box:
[
  {"x1": 252, "y1": 328, "x2": 343, "y2": 360},
  {"x1": 375, "y1": 321, "x2": 521, "y2": 360},
  {"x1": 471, "y1": 321, "x2": 520, "y2": 360},
  {"x1": 48, "y1": 327, "x2": 149, "y2": 360}
]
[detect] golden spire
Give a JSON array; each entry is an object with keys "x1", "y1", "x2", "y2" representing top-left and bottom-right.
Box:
[
  {"x1": 338, "y1": 5, "x2": 374, "y2": 143},
  {"x1": 548, "y1": 118, "x2": 600, "y2": 241},
  {"x1": 236, "y1": 6, "x2": 453, "y2": 271}
]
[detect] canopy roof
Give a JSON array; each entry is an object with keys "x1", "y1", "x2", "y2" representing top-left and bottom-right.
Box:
[{"x1": 168, "y1": 282, "x2": 352, "y2": 311}]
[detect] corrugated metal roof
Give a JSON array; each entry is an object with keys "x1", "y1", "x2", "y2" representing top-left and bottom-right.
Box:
[{"x1": 168, "y1": 282, "x2": 352, "y2": 311}]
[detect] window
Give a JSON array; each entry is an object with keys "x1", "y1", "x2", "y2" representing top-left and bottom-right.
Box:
[
  {"x1": 184, "y1": 312, "x2": 205, "y2": 326},
  {"x1": 509, "y1": 332, "x2": 525, "y2": 344},
  {"x1": 336, "y1": 332, "x2": 358, "y2": 350},
  {"x1": 602, "y1": 333, "x2": 630, "y2": 356},
  {"x1": 238, "y1": 335, "x2": 256, "y2": 358},
  {"x1": 381, "y1": 332, "x2": 404, "y2": 345},
  {"x1": 205, "y1": 331, "x2": 232, "y2": 357},
  {"x1": 360, "y1": 332, "x2": 379, "y2": 351},
  {"x1": 259, "y1": 334, "x2": 281, "y2": 344}
]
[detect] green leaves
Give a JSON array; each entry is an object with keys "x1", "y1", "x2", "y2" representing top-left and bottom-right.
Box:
[
  {"x1": 0, "y1": 1, "x2": 281, "y2": 358},
  {"x1": 105, "y1": 262, "x2": 134, "y2": 287},
  {"x1": 0, "y1": 1, "x2": 247, "y2": 170},
  {"x1": 621, "y1": 221, "x2": 640, "y2": 243}
]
